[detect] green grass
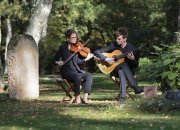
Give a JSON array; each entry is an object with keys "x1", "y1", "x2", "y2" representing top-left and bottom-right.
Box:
[{"x1": 0, "y1": 74, "x2": 179, "y2": 130}]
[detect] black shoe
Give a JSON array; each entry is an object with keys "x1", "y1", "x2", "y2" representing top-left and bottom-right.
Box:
[
  {"x1": 134, "y1": 88, "x2": 144, "y2": 94},
  {"x1": 119, "y1": 97, "x2": 126, "y2": 102}
]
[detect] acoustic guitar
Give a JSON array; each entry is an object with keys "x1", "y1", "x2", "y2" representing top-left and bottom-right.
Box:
[{"x1": 96, "y1": 44, "x2": 147, "y2": 74}]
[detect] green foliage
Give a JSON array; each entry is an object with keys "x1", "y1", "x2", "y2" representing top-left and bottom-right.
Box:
[
  {"x1": 0, "y1": 0, "x2": 21, "y2": 16},
  {"x1": 39, "y1": 38, "x2": 59, "y2": 74},
  {"x1": 44, "y1": 0, "x2": 179, "y2": 74},
  {"x1": 146, "y1": 43, "x2": 180, "y2": 92},
  {"x1": 0, "y1": 0, "x2": 35, "y2": 38},
  {"x1": 49, "y1": 0, "x2": 179, "y2": 45},
  {"x1": 0, "y1": 0, "x2": 179, "y2": 74},
  {"x1": 49, "y1": 0, "x2": 107, "y2": 44},
  {"x1": 138, "y1": 57, "x2": 154, "y2": 82}
]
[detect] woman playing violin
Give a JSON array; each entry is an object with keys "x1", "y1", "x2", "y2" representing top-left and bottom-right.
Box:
[{"x1": 53, "y1": 29, "x2": 93, "y2": 104}]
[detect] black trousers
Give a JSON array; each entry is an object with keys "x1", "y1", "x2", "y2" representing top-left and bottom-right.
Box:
[
  {"x1": 61, "y1": 72, "x2": 93, "y2": 95},
  {"x1": 111, "y1": 62, "x2": 137, "y2": 98}
]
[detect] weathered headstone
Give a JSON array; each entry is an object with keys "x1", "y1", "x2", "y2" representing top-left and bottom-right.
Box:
[
  {"x1": 144, "y1": 86, "x2": 157, "y2": 98},
  {"x1": 7, "y1": 34, "x2": 39, "y2": 100}
]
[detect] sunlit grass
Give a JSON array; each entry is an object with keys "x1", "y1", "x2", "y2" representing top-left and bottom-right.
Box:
[{"x1": 0, "y1": 74, "x2": 179, "y2": 130}]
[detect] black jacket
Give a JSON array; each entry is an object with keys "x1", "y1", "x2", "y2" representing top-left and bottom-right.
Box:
[{"x1": 53, "y1": 42, "x2": 85, "y2": 77}]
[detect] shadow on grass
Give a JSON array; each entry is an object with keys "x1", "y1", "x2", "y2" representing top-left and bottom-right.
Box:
[
  {"x1": 1, "y1": 74, "x2": 180, "y2": 130},
  {"x1": 0, "y1": 95, "x2": 179, "y2": 130},
  {"x1": 1, "y1": 92, "x2": 179, "y2": 130}
]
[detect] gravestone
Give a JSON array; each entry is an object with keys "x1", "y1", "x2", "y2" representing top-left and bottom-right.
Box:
[
  {"x1": 7, "y1": 34, "x2": 39, "y2": 100},
  {"x1": 144, "y1": 86, "x2": 157, "y2": 98}
]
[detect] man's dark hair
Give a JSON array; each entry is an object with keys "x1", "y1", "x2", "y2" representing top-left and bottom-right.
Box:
[
  {"x1": 115, "y1": 27, "x2": 128, "y2": 38},
  {"x1": 65, "y1": 29, "x2": 77, "y2": 38}
]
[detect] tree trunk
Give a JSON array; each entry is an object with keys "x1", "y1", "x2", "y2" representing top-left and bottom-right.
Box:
[
  {"x1": 25, "y1": 0, "x2": 53, "y2": 44},
  {"x1": 0, "y1": 16, "x2": 1, "y2": 45},
  {"x1": 176, "y1": 5, "x2": 180, "y2": 42},
  {"x1": 0, "y1": 16, "x2": 4, "y2": 92},
  {"x1": 4, "y1": 18, "x2": 12, "y2": 74}
]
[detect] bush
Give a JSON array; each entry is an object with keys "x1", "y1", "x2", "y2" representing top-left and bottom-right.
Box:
[
  {"x1": 146, "y1": 42, "x2": 180, "y2": 93},
  {"x1": 138, "y1": 57, "x2": 153, "y2": 82}
]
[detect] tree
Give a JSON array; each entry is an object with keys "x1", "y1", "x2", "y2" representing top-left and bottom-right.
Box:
[
  {"x1": 4, "y1": 17, "x2": 12, "y2": 74},
  {"x1": 0, "y1": 15, "x2": 4, "y2": 92},
  {"x1": 0, "y1": 0, "x2": 23, "y2": 92},
  {"x1": 7, "y1": 0, "x2": 54, "y2": 99},
  {"x1": 176, "y1": 5, "x2": 180, "y2": 42},
  {"x1": 26, "y1": 0, "x2": 53, "y2": 44}
]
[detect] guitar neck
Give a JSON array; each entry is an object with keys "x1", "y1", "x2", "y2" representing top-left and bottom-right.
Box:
[
  {"x1": 116, "y1": 48, "x2": 140, "y2": 60},
  {"x1": 116, "y1": 52, "x2": 128, "y2": 60}
]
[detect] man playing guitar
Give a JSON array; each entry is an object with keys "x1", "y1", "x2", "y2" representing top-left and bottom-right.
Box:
[{"x1": 94, "y1": 27, "x2": 143, "y2": 101}]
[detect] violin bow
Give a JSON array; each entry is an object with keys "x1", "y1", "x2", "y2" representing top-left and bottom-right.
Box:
[{"x1": 59, "y1": 39, "x2": 90, "y2": 67}]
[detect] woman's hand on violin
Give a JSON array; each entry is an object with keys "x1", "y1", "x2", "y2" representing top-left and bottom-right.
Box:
[
  {"x1": 55, "y1": 61, "x2": 64, "y2": 66},
  {"x1": 85, "y1": 53, "x2": 94, "y2": 61}
]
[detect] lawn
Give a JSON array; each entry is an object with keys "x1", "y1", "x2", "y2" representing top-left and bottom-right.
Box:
[{"x1": 0, "y1": 74, "x2": 179, "y2": 130}]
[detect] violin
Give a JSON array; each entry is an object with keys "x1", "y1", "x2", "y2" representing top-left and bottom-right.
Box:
[
  {"x1": 70, "y1": 41, "x2": 91, "y2": 57},
  {"x1": 58, "y1": 39, "x2": 99, "y2": 68}
]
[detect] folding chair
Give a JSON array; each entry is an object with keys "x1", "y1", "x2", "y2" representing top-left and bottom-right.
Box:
[
  {"x1": 55, "y1": 75, "x2": 85, "y2": 104},
  {"x1": 54, "y1": 76, "x2": 75, "y2": 104}
]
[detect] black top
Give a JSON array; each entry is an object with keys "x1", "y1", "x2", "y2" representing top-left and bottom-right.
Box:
[{"x1": 53, "y1": 42, "x2": 85, "y2": 77}]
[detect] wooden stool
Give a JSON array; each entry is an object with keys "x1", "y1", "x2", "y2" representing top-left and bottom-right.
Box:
[
  {"x1": 55, "y1": 77, "x2": 75, "y2": 104},
  {"x1": 55, "y1": 76, "x2": 84, "y2": 104}
]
